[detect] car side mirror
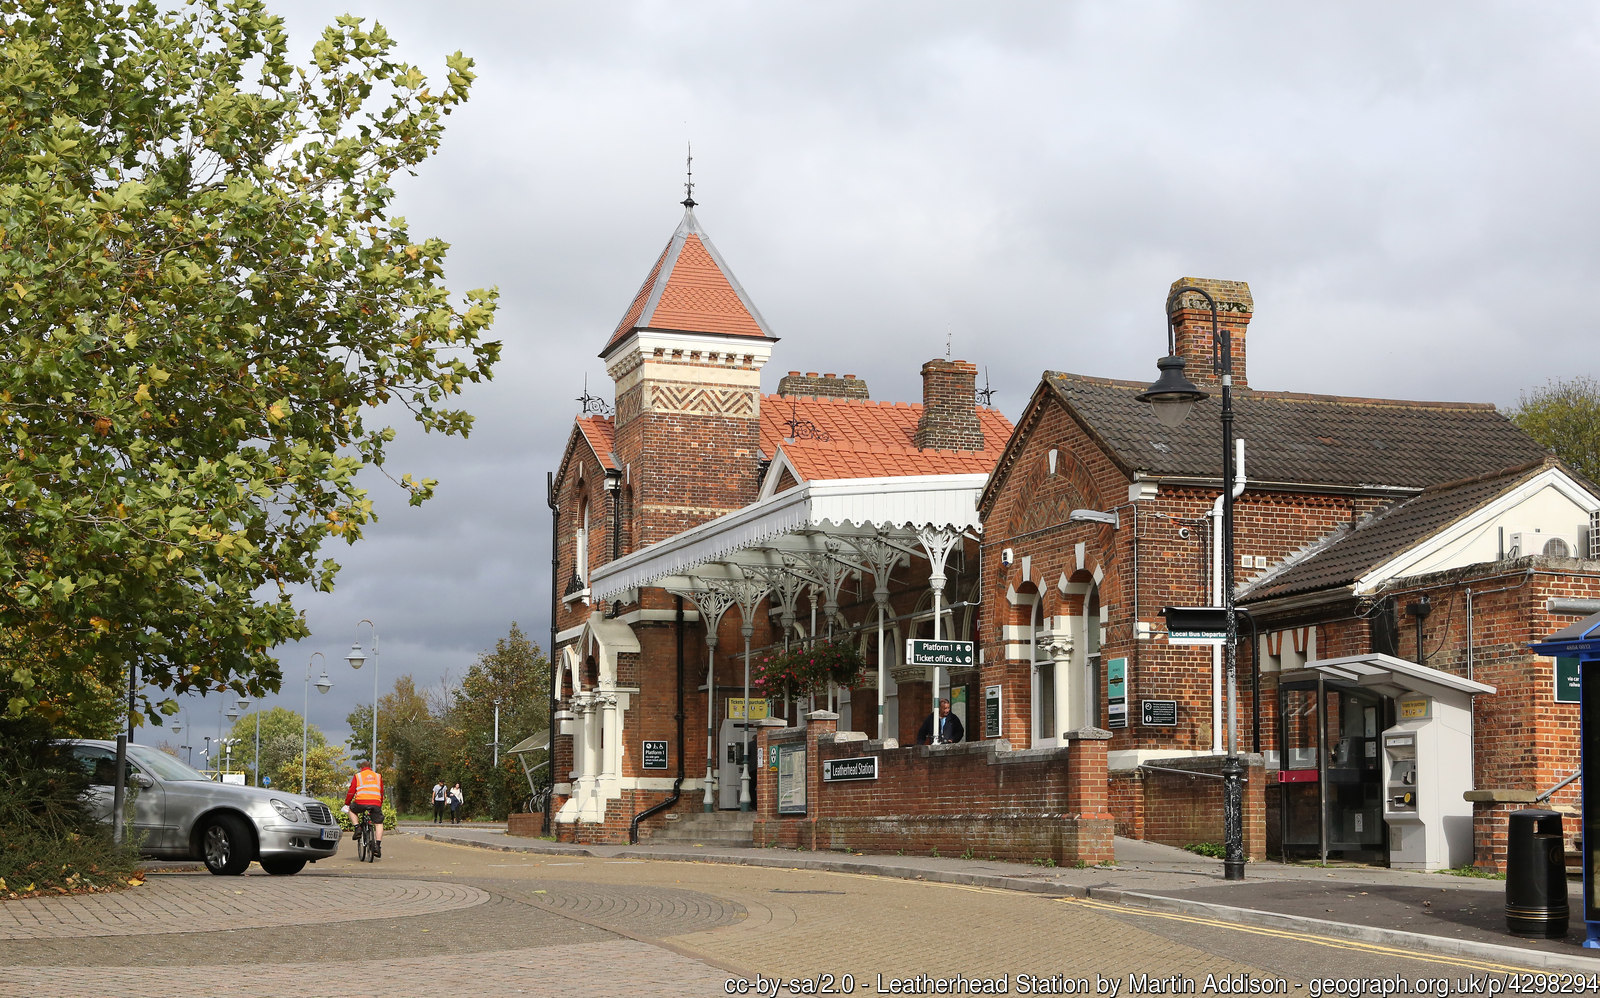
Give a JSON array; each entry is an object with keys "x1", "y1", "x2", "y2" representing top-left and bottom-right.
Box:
[{"x1": 132, "y1": 773, "x2": 155, "y2": 790}]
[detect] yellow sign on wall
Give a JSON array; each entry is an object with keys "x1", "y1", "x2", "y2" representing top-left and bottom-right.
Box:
[
  {"x1": 1398, "y1": 697, "x2": 1431, "y2": 721},
  {"x1": 727, "y1": 697, "x2": 770, "y2": 721}
]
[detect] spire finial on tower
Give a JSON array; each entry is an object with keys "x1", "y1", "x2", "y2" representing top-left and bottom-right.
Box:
[{"x1": 682, "y1": 142, "x2": 696, "y2": 209}]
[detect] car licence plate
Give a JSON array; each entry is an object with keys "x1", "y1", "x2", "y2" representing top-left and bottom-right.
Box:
[{"x1": 321, "y1": 827, "x2": 340, "y2": 841}]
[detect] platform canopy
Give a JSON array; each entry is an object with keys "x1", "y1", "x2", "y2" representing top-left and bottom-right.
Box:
[
  {"x1": 1288, "y1": 653, "x2": 1496, "y2": 700},
  {"x1": 587, "y1": 474, "x2": 987, "y2": 604},
  {"x1": 1531, "y1": 610, "x2": 1600, "y2": 658},
  {"x1": 506, "y1": 731, "x2": 549, "y2": 757}
]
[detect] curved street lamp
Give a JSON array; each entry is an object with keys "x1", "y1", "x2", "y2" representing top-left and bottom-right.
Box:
[
  {"x1": 347, "y1": 620, "x2": 378, "y2": 769},
  {"x1": 1137, "y1": 283, "x2": 1244, "y2": 881},
  {"x1": 302, "y1": 651, "x2": 333, "y2": 795}
]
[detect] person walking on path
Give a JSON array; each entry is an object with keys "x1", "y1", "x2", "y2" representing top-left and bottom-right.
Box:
[
  {"x1": 431, "y1": 780, "x2": 448, "y2": 823},
  {"x1": 448, "y1": 782, "x2": 464, "y2": 824}
]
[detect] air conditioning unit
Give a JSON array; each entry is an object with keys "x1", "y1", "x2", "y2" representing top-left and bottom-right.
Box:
[{"x1": 1508, "y1": 530, "x2": 1577, "y2": 560}]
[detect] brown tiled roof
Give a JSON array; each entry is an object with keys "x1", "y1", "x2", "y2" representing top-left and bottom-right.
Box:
[
  {"x1": 602, "y1": 209, "x2": 773, "y2": 354},
  {"x1": 1045, "y1": 373, "x2": 1547, "y2": 489},
  {"x1": 575, "y1": 415, "x2": 617, "y2": 471},
  {"x1": 1241, "y1": 459, "x2": 1554, "y2": 603},
  {"x1": 759, "y1": 394, "x2": 1013, "y2": 481}
]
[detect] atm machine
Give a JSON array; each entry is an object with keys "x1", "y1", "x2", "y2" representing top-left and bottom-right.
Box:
[{"x1": 1381, "y1": 690, "x2": 1477, "y2": 870}]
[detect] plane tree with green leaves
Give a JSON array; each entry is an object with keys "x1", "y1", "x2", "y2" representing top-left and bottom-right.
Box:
[
  {"x1": 1509, "y1": 376, "x2": 1600, "y2": 485},
  {"x1": 0, "y1": 0, "x2": 499, "y2": 725}
]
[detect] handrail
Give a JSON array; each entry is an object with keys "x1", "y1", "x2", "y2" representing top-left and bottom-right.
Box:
[
  {"x1": 1534, "y1": 770, "x2": 1581, "y2": 804},
  {"x1": 1139, "y1": 763, "x2": 1226, "y2": 781}
]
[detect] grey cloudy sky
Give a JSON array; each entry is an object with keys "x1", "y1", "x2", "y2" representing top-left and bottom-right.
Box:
[{"x1": 168, "y1": 2, "x2": 1600, "y2": 755}]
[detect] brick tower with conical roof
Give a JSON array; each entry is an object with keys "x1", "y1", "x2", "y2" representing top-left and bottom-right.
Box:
[{"x1": 600, "y1": 200, "x2": 778, "y2": 550}]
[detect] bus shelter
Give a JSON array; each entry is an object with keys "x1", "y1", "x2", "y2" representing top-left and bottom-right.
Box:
[{"x1": 1530, "y1": 610, "x2": 1600, "y2": 948}]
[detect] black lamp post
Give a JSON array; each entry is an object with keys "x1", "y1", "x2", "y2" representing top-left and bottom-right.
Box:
[{"x1": 1137, "y1": 283, "x2": 1246, "y2": 881}]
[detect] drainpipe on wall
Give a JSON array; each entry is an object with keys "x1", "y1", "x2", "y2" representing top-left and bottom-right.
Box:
[
  {"x1": 630, "y1": 596, "x2": 685, "y2": 844},
  {"x1": 545, "y1": 471, "x2": 559, "y2": 836}
]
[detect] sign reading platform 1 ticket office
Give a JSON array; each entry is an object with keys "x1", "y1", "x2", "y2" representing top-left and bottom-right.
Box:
[
  {"x1": 905, "y1": 639, "x2": 974, "y2": 667},
  {"x1": 822, "y1": 756, "x2": 879, "y2": 782}
]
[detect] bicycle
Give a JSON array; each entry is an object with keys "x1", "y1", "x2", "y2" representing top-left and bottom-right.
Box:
[
  {"x1": 351, "y1": 808, "x2": 375, "y2": 863},
  {"x1": 524, "y1": 785, "x2": 551, "y2": 814}
]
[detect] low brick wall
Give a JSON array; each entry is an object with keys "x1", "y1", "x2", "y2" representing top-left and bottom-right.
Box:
[
  {"x1": 507, "y1": 812, "x2": 543, "y2": 837},
  {"x1": 1109, "y1": 756, "x2": 1267, "y2": 861},
  {"x1": 754, "y1": 712, "x2": 1115, "y2": 865}
]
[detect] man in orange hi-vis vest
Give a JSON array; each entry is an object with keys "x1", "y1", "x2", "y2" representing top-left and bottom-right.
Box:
[{"x1": 344, "y1": 761, "x2": 385, "y2": 858}]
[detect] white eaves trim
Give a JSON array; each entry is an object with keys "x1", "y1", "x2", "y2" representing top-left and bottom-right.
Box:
[
  {"x1": 1353, "y1": 466, "x2": 1600, "y2": 594},
  {"x1": 589, "y1": 474, "x2": 988, "y2": 601}
]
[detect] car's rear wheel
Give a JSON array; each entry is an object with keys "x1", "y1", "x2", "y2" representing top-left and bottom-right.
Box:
[
  {"x1": 201, "y1": 814, "x2": 253, "y2": 876},
  {"x1": 260, "y1": 856, "x2": 306, "y2": 876}
]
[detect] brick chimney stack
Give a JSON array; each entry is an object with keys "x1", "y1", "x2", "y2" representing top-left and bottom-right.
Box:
[
  {"x1": 1167, "y1": 278, "x2": 1253, "y2": 390},
  {"x1": 777, "y1": 371, "x2": 870, "y2": 400},
  {"x1": 914, "y1": 359, "x2": 984, "y2": 451}
]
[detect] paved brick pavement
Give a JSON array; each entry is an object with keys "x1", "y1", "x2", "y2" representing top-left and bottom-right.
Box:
[
  {"x1": 0, "y1": 939, "x2": 730, "y2": 997},
  {"x1": 0, "y1": 875, "x2": 488, "y2": 940}
]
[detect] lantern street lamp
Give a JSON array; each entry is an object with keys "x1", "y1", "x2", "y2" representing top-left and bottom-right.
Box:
[
  {"x1": 303, "y1": 651, "x2": 333, "y2": 795},
  {"x1": 347, "y1": 620, "x2": 378, "y2": 769},
  {"x1": 1137, "y1": 282, "x2": 1245, "y2": 881}
]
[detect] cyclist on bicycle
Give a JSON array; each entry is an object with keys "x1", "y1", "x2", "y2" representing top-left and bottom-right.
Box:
[{"x1": 344, "y1": 760, "x2": 384, "y2": 859}]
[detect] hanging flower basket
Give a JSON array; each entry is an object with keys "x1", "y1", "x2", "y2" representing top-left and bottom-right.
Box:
[{"x1": 753, "y1": 640, "x2": 866, "y2": 697}]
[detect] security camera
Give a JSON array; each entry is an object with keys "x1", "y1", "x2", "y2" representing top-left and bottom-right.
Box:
[
  {"x1": 1177, "y1": 527, "x2": 1190, "y2": 539},
  {"x1": 1001, "y1": 548, "x2": 1014, "y2": 567}
]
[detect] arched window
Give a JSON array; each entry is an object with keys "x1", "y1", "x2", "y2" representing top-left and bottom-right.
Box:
[
  {"x1": 575, "y1": 494, "x2": 590, "y2": 585},
  {"x1": 1084, "y1": 587, "x2": 1102, "y2": 729},
  {"x1": 1033, "y1": 598, "x2": 1054, "y2": 744}
]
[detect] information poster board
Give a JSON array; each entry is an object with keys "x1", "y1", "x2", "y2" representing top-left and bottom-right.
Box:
[
  {"x1": 1558, "y1": 657, "x2": 1581, "y2": 704},
  {"x1": 1106, "y1": 657, "x2": 1127, "y2": 729},
  {"x1": 642, "y1": 740, "x2": 668, "y2": 770},
  {"x1": 984, "y1": 685, "x2": 1002, "y2": 739},
  {"x1": 776, "y1": 745, "x2": 807, "y2": 815},
  {"x1": 1141, "y1": 699, "x2": 1178, "y2": 727},
  {"x1": 727, "y1": 697, "x2": 770, "y2": 721}
]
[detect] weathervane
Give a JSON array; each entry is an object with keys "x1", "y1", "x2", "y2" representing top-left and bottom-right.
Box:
[
  {"x1": 975, "y1": 366, "x2": 996, "y2": 407},
  {"x1": 682, "y1": 142, "x2": 696, "y2": 209},
  {"x1": 783, "y1": 397, "x2": 830, "y2": 442},
  {"x1": 577, "y1": 375, "x2": 613, "y2": 417}
]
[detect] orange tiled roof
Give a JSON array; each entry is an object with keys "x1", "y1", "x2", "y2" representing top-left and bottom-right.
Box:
[
  {"x1": 603, "y1": 209, "x2": 773, "y2": 354},
  {"x1": 576, "y1": 415, "x2": 618, "y2": 471},
  {"x1": 760, "y1": 395, "x2": 1013, "y2": 481}
]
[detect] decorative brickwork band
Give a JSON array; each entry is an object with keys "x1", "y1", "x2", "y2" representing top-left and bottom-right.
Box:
[{"x1": 645, "y1": 383, "x2": 756, "y2": 417}]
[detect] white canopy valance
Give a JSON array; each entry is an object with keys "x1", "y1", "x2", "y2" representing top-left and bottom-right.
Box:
[{"x1": 588, "y1": 474, "x2": 987, "y2": 601}]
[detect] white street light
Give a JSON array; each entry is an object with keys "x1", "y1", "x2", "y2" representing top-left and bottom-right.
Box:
[
  {"x1": 302, "y1": 651, "x2": 333, "y2": 795},
  {"x1": 347, "y1": 620, "x2": 378, "y2": 769}
]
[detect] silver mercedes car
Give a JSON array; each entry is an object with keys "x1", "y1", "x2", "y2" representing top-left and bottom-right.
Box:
[{"x1": 65, "y1": 739, "x2": 341, "y2": 875}]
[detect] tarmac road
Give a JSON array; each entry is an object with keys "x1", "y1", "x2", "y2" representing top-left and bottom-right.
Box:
[{"x1": 0, "y1": 834, "x2": 1575, "y2": 998}]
